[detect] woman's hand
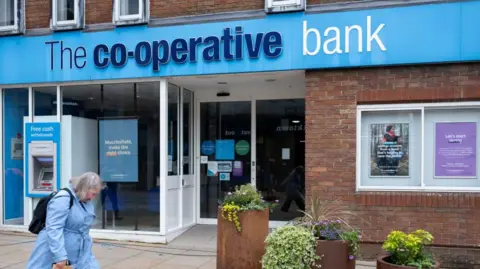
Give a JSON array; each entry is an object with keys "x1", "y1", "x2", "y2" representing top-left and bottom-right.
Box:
[{"x1": 53, "y1": 260, "x2": 67, "y2": 269}]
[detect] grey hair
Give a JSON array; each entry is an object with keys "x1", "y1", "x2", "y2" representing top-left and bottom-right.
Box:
[{"x1": 70, "y1": 172, "x2": 103, "y2": 200}]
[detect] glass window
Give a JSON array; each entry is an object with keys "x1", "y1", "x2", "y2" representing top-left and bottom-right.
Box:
[
  {"x1": 360, "y1": 110, "x2": 421, "y2": 187},
  {"x1": 3, "y1": 88, "x2": 28, "y2": 225},
  {"x1": 256, "y1": 99, "x2": 305, "y2": 221},
  {"x1": 183, "y1": 89, "x2": 194, "y2": 175},
  {"x1": 168, "y1": 84, "x2": 179, "y2": 176},
  {"x1": 199, "y1": 101, "x2": 252, "y2": 219},
  {"x1": 120, "y1": 0, "x2": 140, "y2": 16},
  {"x1": 358, "y1": 106, "x2": 480, "y2": 191},
  {"x1": 0, "y1": 0, "x2": 15, "y2": 27},
  {"x1": 34, "y1": 87, "x2": 57, "y2": 119},
  {"x1": 62, "y1": 82, "x2": 160, "y2": 232},
  {"x1": 114, "y1": 0, "x2": 145, "y2": 24},
  {"x1": 56, "y1": 0, "x2": 75, "y2": 22},
  {"x1": 424, "y1": 108, "x2": 480, "y2": 188}
]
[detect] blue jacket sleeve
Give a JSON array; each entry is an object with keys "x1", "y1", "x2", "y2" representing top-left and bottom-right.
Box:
[{"x1": 45, "y1": 194, "x2": 70, "y2": 263}]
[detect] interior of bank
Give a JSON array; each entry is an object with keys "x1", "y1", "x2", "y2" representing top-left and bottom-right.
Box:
[{"x1": 2, "y1": 70, "x2": 306, "y2": 235}]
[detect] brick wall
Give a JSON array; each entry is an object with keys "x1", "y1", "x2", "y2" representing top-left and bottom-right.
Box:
[
  {"x1": 309, "y1": 0, "x2": 365, "y2": 4},
  {"x1": 305, "y1": 63, "x2": 480, "y2": 268},
  {"x1": 86, "y1": 0, "x2": 112, "y2": 25},
  {"x1": 24, "y1": 0, "x2": 360, "y2": 29},
  {"x1": 26, "y1": 0, "x2": 50, "y2": 29},
  {"x1": 150, "y1": 0, "x2": 264, "y2": 19}
]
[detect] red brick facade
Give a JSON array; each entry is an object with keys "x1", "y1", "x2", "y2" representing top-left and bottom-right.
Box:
[
  {"x1": 25, "y1": 0, "x2": 50, "y2": 29},
  {"x1": 305, "y1": 64, "x2": 480, "y2": 268},
  {"x1": 24, "y1": 0, "x2": 358, "y2": 29},
  {"x1": 85, "y1": 0, "x2": 112, "y2": 25}
]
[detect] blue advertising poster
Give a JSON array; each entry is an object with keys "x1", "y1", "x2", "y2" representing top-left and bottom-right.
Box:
[
  {"x1": 99, "y1": 119, "x2": 138, "y2": 182},
  {"x1": 216, "y1": 140, "x2": 235, "y2": 160},
  {"x1": 25, "y1": 122, "x2": 61, "y2": 197},
  {"x1": 201, "y1": 140, "x2": 215, "y2": 155}
]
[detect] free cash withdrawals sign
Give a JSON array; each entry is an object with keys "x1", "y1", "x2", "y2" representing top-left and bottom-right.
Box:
[{"x1": 99, "y1": 119, "x2": 138, "y2": 182}]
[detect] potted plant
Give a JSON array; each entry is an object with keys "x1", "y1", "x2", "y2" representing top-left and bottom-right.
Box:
[
  {"x1": 296, "y1": 197, "x2": 361, "y2": 269},
  {"x1": 262, "y1": 225, "x2": 321, "y2": 269},
  {"x1": 217, "y1": 184, "x2": 277, "y2": 269},
  {"x1": 377, "y1": 230, "x2": 440, "y2": 269}
]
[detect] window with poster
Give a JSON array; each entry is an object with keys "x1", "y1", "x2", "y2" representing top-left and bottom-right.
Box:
[{"x1": 357, "y1": 103, "x2": 480, "y2": 192}]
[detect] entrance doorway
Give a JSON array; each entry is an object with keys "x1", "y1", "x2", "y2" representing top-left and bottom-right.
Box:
[{"x1": 172, "y1": 70, "x2": 306, "y2": 225}]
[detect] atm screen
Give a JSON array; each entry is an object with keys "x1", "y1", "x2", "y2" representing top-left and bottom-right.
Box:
[
  {"x1": 37, "y1": 157, "x2": 53, "y2": 163},
  {"x1": 41, "y1": 171, "x2": 53, "y2": 182}
]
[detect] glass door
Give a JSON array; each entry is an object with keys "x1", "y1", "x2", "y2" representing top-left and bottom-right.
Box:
[{"x1": 199, "y1": 101, "x2": 253, "y2": 219}]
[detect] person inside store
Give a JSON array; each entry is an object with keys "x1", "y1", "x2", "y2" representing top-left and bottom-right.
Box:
[
  {"x1": 27, "y1": 172, "x2": 103, "y2": 269},
  {"x1": 280, "y1": 165, "x2": 306, "y2": 212}
]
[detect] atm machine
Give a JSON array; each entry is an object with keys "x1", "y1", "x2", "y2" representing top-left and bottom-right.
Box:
[{"x1": 27, "y1": 141, "x2": 57, "y2": 196}]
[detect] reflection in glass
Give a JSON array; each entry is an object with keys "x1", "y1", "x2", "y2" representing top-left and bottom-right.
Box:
[
  {"x1": 0, "y1": 0, "x2": 15, "y2": 27},
  {"x1": 256, "y1": 99, "x2": 305, "y2": 221},
  {"x1": 62, "y1": 82, "x2": 160, "y2": 232},
  {"x1": 3, "y1": 88, "x2": 28, "y2": 225},
  {"x1": 57, "y1": 0, "x2": 75, "y2": 21},
  {"x1": 120, "y1": 0, "x2": 140, "y2": 16},
  {"x1": 168, "y1": 84, "x2": 179, "y2": 176},
  {"x1": 34, "y1": 87, "x2": 57, "y2": 118}
]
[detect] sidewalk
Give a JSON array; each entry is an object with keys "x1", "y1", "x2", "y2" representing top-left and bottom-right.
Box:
[{"x1": 0, "y1": 228, "x2": 375, "y2": 269}]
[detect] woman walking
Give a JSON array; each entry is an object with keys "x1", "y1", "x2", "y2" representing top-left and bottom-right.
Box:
[{"x1": 27, "y1": 172, "x2": 103, "y2": 269}]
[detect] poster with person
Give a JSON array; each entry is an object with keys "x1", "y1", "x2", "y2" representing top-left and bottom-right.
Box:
[{"x1": 370, "y1": 123, "x2": 409, "y2": 177}]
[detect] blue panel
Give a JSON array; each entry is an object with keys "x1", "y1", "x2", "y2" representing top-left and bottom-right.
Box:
[
  {"x1": 3, "y1": 89, "x2": 28, "y2": 220},
  {"x1": 1, "y1": 1, "x2": 480, "y2": 85},
  {"x1": 99, "y1": 119, "x2": 139, "y2": 183},
  {"x1": 25, "y1": 122, "x2": 61, "y2": 198},
  {"x1": 215, "y1": 140, "x2": 235, "y2": 160}
]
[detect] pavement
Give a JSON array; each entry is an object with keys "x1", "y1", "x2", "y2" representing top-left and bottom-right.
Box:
[{"x1": 0, "y1": 225, "x2": 375, "y2": 268}]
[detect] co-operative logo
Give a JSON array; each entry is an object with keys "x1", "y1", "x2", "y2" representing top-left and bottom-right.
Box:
[{"x1": 45, "y1": 26, "x2": 283, "y2": 72}]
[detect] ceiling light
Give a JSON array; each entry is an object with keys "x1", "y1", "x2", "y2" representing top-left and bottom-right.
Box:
[
  {"x1": 88, "y1": 97, "x2": 94, "y2": 100},
  {"x1": 292, "y1": 120, "x2": 300, "y2": 124}
]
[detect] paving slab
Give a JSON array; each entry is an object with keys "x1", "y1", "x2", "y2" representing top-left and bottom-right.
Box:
[{"x1": 0, "y1": 230, "x2": 376, "y2": 268}]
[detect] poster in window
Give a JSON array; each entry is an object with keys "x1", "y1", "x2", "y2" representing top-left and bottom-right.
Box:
[
  {"x1": 370, "y1": 123, "x2": 409, "y2": 177},
  {"x1": 434, "y1": 122, "x2": 477, "y2": 178}
]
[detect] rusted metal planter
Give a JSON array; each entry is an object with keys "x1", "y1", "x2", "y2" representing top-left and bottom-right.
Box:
[
  {"x1": 314, "y1": 240, "x2": 355, "y2": 269},
  {"x1": 217, "y1": 207, "x2": 269, "y2": 269},
  {"x1": 377, "y1": 255, "x2": 441, "y2": 269}
]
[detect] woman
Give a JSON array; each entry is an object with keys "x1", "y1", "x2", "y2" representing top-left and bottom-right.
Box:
[{"x1": 27, "y1": 172, "x2": 103, "y2": 269}]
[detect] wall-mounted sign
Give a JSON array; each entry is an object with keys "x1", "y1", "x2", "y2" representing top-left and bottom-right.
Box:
[{"x1": 3, "y1": 1, "x2": 480, "y2": 84}]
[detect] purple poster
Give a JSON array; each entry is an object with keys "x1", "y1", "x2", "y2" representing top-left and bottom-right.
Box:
[
  {"x1": 435, "y1": 122, "x2": 477, "y2": 177},
  {"x1": 232, "y1": 161, "x2": 243, "y2": 177}
]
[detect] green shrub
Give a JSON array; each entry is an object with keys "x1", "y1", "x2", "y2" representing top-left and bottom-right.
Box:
[
  {"x1": 262, "y1": 225, "x2": 320, "y2": 269},
  {"x1": 382, "y1": 230, "x2": 436, "y2": 269}
]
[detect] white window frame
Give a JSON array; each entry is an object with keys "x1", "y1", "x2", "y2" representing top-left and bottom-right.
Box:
[
  {"x1": 356, "y1": 101, "x2": 480, "y2": 193},
  {"x1": 114, "y1": 0, "x2": 148, "y2": 26},
  {"x1": 0, "y1": 0, "x2": 24, "y2": 35},
  {"x1": 265, "y1": 0, "x2": 305, "y2": 14},
  {"x1": 51, "y1": 0, "x2": 84, "y2": 31}
]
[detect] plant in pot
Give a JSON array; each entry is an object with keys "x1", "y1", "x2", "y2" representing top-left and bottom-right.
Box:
[
  {"x1": 262, "y1": 225, "x2": 321, "y2": 269},
  {"x1": 378, "y1": 230, "x2": 440, "y2": 269},
  {"x1": 295, "y1": 197, "x2": 362, "y2": 269},
  {"x1": 217, "y1": 184, "x2": 277, "y2": 269}
]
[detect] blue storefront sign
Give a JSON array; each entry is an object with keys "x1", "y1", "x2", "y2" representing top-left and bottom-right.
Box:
[
  {"x1": 99, "y1": 119, "x2": 139, "y2": 183},
  {"x1": 25, "y1": 122, "x2": 61, "y2": 197},
  {"x1": 1, "y1": 1, "x2": 480, "y2": 85}
]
